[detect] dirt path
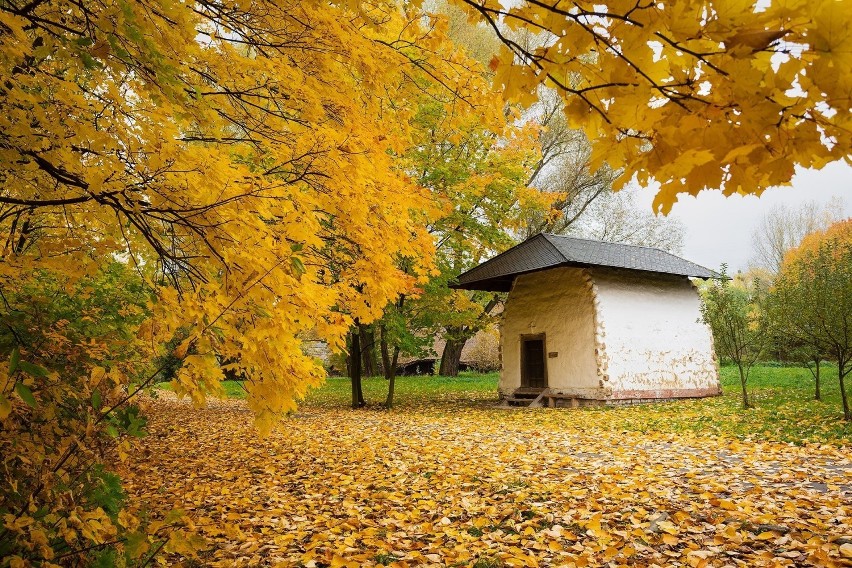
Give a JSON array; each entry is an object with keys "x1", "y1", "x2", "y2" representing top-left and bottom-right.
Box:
[{"x1": 123, "y1": 394, "x2": 852, "y2": 567}]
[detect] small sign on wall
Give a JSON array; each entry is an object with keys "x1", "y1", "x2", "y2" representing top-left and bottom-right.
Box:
[{"x1": 548, "y1": 352, "x2": 558, "y2": 358}]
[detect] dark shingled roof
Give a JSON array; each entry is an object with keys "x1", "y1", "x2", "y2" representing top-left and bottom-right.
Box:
[{"x1": 452, "y1": 233, "x2": 718, "y2": 291}]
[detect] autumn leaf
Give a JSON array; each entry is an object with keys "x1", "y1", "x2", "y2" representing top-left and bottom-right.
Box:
[{"x1": 13, "y1": 383, "x2": 36, "y2": 408}]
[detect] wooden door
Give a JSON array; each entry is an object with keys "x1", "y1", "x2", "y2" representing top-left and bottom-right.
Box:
[{"x1": 521, "y1": 334, "x2": 547, "y2": 388}]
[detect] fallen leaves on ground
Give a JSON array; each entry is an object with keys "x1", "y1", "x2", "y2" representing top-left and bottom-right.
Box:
[{"x1": 123, "y1": 393, "x2": 852, "y2": 567}]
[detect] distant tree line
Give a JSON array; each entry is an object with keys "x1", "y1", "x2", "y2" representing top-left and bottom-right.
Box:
[{"x1": 701, "y1": 219, "x2": 851, "y2": 419}]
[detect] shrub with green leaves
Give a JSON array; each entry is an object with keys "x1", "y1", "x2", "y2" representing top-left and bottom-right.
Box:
[{"x1": 0, "y1": 263, "x2": 194, "y2": 565}]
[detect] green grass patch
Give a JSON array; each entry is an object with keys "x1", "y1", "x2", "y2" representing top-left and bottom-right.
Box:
[
  {"x1": 155, "y1": 371, "x2": 499, "y2": 407},
  {"x1": 601, "y1": 364, "x2": 852, "y2": 445},
  {"x1": 155, "y1": 379, "x2": 250, "y2": 399},
  {"x1": 156, "y1": 366, "x2": 852, "y2": 445},
  {"x1": 302, "y1": 371, "x2": 498, "y2": 408}
]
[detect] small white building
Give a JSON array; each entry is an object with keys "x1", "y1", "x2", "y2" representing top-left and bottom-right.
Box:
[{"x1": 453, "y1": 234, "x2": 721, "y2": 406}]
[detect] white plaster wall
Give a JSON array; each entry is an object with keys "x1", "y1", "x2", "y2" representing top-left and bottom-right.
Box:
[
  {"x1": 499, "y1": 267, "x2": 602, "y2": 396},
  {"x1": 590, "y1": 268, "x2": 720, "y2": 397}
]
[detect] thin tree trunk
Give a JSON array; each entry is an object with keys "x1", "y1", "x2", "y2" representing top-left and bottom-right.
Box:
[
  {"x1": 345, "y1": 346, "x2": 351, "y2": 378},
  {"x1": 380, "y1": 325, "x2": 392, "y2": 381},
  {"x1": 379, "y1": 323, "x2": 401, "y2": 408},
  {"x1": 385, "y1": 374, "x2": 396, "y2": 409},
  {"x1": 840, "y1": 362, "x2": 850, "y2": 421},
  {"x1": 349, "y1": 327, "x2": 365, "y2": 409},
  {"x1": 813, "y1": 359, "x2": 821, "y2": 401},
  {"x1": 386, "y1": 348, "x2": 400, "y2": 410},
  {"x1": 738, "y1": 363, "x2": 751, "y2": 409},
  {"x1": 439, "y1": 336, "x2": 466, "y2": 377},
  {"x1": 359, "y1": 324, "x2": 377, "y2": 378}
]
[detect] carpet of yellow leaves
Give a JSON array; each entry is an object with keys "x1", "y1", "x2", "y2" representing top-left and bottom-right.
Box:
[{"x1": 124, "y1": 394, "x2": 852, "y2": 567}]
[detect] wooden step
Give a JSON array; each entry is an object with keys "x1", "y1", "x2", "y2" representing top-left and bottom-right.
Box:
[{"x1": 504, "y1": 388, "x2": 551, "y2": 408}]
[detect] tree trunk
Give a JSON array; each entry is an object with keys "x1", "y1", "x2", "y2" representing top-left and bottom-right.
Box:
[
  {"x1": 386, "y1": 349, "x2": 400, "y2": 410},
  {"x1": 359, "y1": 324, "x2": 377, "y2": 378},
  {"x1": 813, "y1": 358, "x2": 821, "y2": 401},
  {"x1": 349, "y1": 327, "x2": 365, "y2": 409},
  {"x1": 438, "y1": 296, "x2": 501, "y2": 377},
  {"x1": 345, "y1": 347, "x2": 351, "y2": 378},
  {"x1": 840, "y1": 363, "x2": 850, "y2": 421},
  {"x1": 737, "y1": 363, "x2": 751, "y2": 409},
  {"x1": 380, "y1": 325, "x2": 392, "y2": 381},
  {"x1": 380, "y1": 324, "x2": 401, "y2": 409},
  {"x1": 439, "y1": 336, "x2": 466, "y2": 377}
]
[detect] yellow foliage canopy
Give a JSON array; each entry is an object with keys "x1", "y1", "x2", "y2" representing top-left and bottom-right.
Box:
[
  {"x1": 782, "y1": 218, "x2": 852, "y2": 269},
  {"x1": 0, "y1": 0, "x2": 500, "y2": 430},
  {"x1": 453, "y1": 0, "x2": 852, "y2": 212},
  {"x1": 5, "y1": 0, "x2": 848, "y2": 420}
]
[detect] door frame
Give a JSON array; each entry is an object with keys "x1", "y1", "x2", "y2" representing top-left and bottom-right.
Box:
[{"x1": 520, "y1": 333, "x2": 548, "y2": 388}]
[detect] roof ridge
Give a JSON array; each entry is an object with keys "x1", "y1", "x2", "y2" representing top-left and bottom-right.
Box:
[
  {"x1": 452, "y1": 232, "x2": 718, "y2": 291},
  {"x1": 542, "y1": 232, "x2": 679, "y2": 255},
  {"x1": 544, "y1": 232, "x2": 717, "y2": 273}
]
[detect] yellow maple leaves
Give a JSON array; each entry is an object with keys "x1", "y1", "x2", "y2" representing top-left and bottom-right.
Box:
[
  {"x1": 0, "y1": 1, "x2": 518, "y2": 563},
  {"x1": 123, "y1": 390, "x2": 852, "y2": 566},
  {"x1": 3, "y1": 0, "x2": 850, "y2": 563},
  {"x1": 462, "y1": 0, "x2": 852, "y2": 211},
  {"x1": 0, "y1": 0, "x2": 504, "y2": 428}
]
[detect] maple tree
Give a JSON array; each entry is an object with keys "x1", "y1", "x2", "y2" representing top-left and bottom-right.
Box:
[
  {"x1": 770, "y1": 220, "x2": 852, "y2": 419},
  {"x1": 452, "y1": 0, "x2": 852, "y2": 212},
  {"x1": 0, "y1": 0, "x2": 498, "y2": 562},
  {"x1": 416, "y1": 101, "x2": 543, "y2": 377},
  {"x1": 368, "y1": 31, "x2": 549, "y2": 383},
  {"x1": 371, "y1": 102, "x2": 542, "y2": 382},
  {"x1": 0, "y1": 0, "x2": 472, "y2": 422},
  {"x1": 407, "y1": 8, "x2": 552, "y2": 379}
]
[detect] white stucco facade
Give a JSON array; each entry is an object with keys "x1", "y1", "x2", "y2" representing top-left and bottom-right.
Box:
[
  {"x1": 499, "y1": 266, "x2": 720, "y2": 401},
  {"x1": 590, "y1": 269, "x2": 720, "y2": 399}
]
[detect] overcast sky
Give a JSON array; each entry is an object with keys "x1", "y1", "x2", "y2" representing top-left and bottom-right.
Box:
[{"x1": 629, "y1": 160, "x2": 852, "y2": 272}]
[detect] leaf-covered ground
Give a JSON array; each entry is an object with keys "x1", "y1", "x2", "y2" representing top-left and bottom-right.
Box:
[{"x1": 125, "y1": 375, "x2": 852, "y2": 567}]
